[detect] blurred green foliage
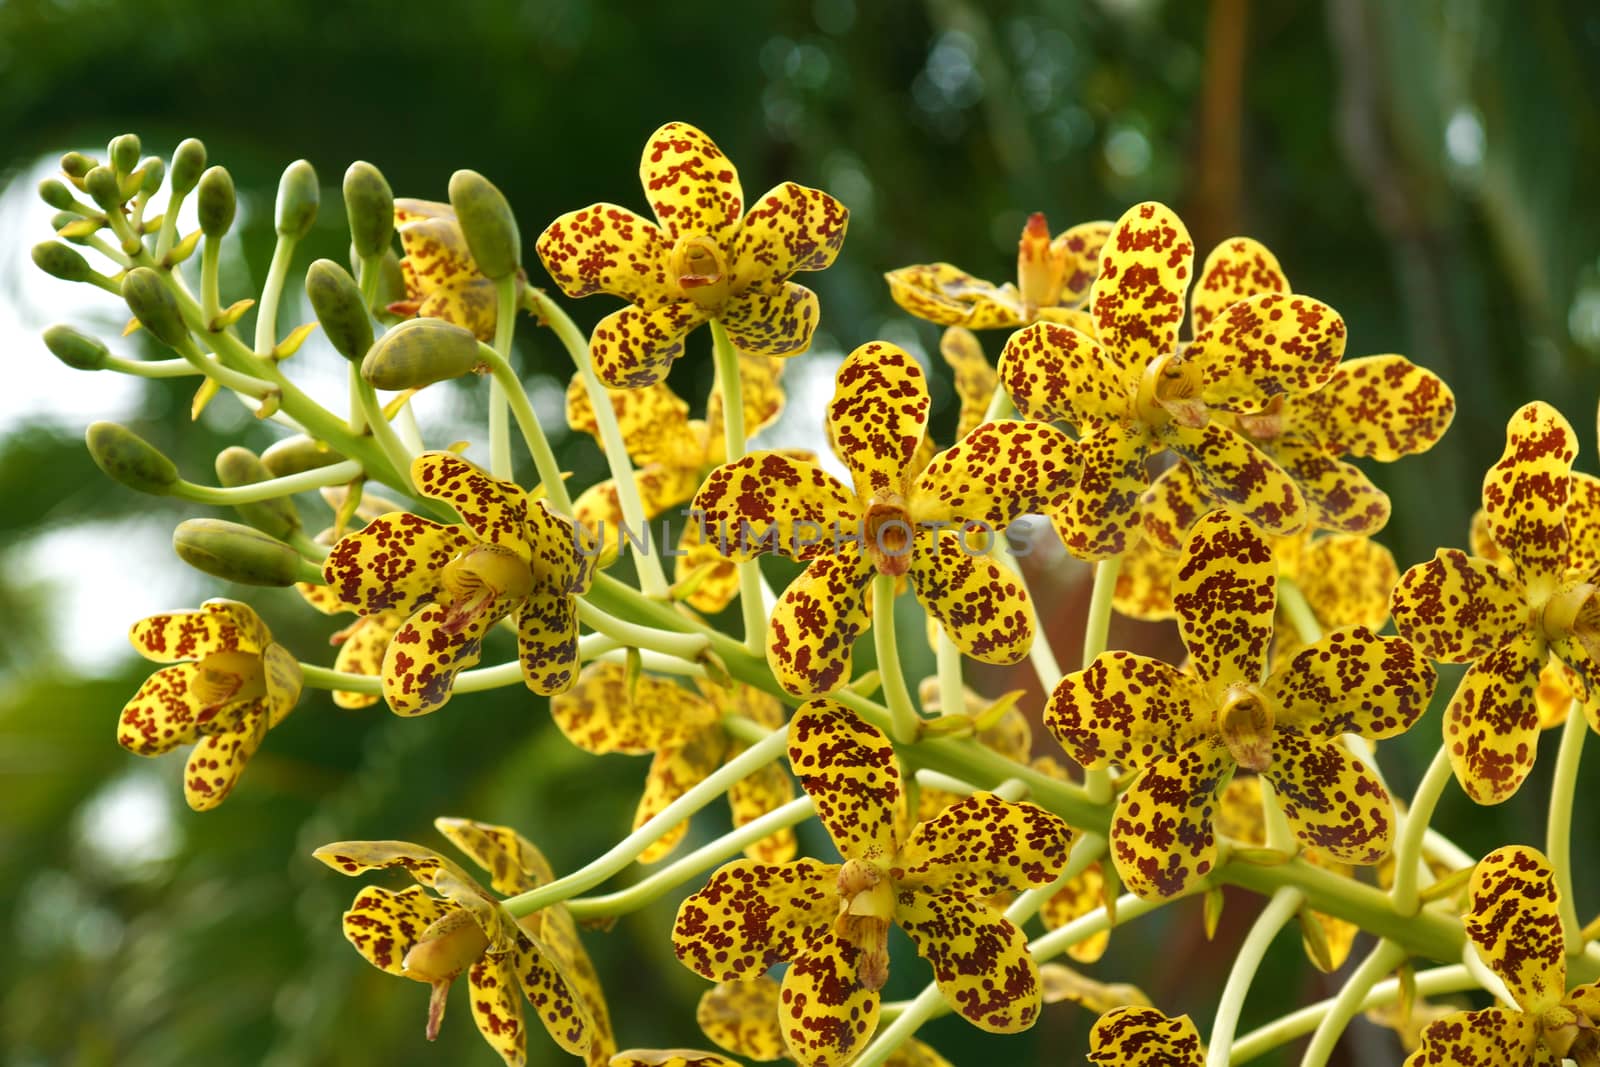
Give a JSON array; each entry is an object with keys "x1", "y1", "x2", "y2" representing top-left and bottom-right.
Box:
[{"x1": 2, "y1": 1, "x2": 1598, "y2": 1064}]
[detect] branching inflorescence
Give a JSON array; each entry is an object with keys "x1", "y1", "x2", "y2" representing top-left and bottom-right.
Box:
[{"x1": 32, "y1": 122, "x2": 1600, "y2": 1066}]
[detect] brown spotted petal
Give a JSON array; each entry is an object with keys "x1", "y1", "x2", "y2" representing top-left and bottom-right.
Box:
[
  {"x1": 939, "y1": 327, "x2": 1000, "y2": 441},
  {"x1": 827, "y1": 341, "x2": 932, "y2": 502},
  {"x1": 893, "y1": 791, "x2": 1073, "y2": 895},
  {"x1": 692, "y1": 451, "x2": 859, "y2": 563},
  {"x1": 535, "y1": 202, "x2": 673, "y2": 306},
  {"x1": 512, "y1": 929, "x2": 599, "y2": 1058},
  {"x1": 766, "y1": 553, "x2": 875, "y2": 698},
  {"x1": 1172, "y1": 511, "x2": 1277, "y2": 693},
  {"x1": 1391, "y1": 549, "x2": 1527, "y2": 663},
  {"x1": 1267, "y1": 627, "x2": 1436, "y2": 740},
  {"x1": 1464, "y1": 846, "x2": 1567, "y2": 1014},
  {"x1": 787, "y1": 699, "x2": 901, "y2": 862},
  {"x1": 1088, "y1": 1006, "x2": 1206, "y2": 1067},
  {"x1": 634, "y1": 729, "x2": 728, "y2": 864},
  {"x1": 340, "y1": 884, "x2": 452, "y2": 977},
  {"x1": 609, "y1": 1052, "x2": 744, "y2": 1067},
  {"x1": 997, "y1": 321, "x2": 1132, "y2": 433},
  {"x1": 1160, "y1": 421, "x2": 1308, "y2": 538},
  {"x1": 731, "y1": 181, "x2": 848, "y2": 285},
  {"x1": 640, "y1": 122, "x2": 743, "y2": 245},
  {"x1": 1186, "y1": 292, "x2": 1346, "y2": 414},
  {"x1": 1109, "y1": 740, "x2": 1231, "y2": 899},
  {"x1": 1444, "y1": 632, "x2": 1546, "y2": 805},
  {"x1": 129, "y1": 599, "x2": 268, "y2": 662},
  {"x1": 1045, "y1": 651, "x2": 1213, "y2": 771},
  {"x1": 413, "y1": 452, "x2": 533, "y2": 557},
  {"x1": 1139, "y1": 460, "x2": 1213, "y2": 554},
  {"x1": 908, "y1": 532, "x2": 1033, "y2": 665},
  {"x1": 590, "y1": 299, "x2": 713, "y2": 390},
  {"x1": 1403, "y1": 1007, "x2": 1542, "y2": 1066},
  {"x1": 884, "y1": 262, "x2": 1027, "y2": 330},
  {"x1": 719, "y1": 282, "x2": 820, "y2": 358},
  {"x1": 323, "y1": 512, "x2": 475, "y2": 617},
  {"x1": 1292, "y1": 354, "x2": 1456, "y2": 462},
  {"x1": 1295, "y1": 534, "x2": 1399, "y2": 631},
  {"x1": 550, "y1": 662, "x2": 720, "y2": 755},
  {"x1": 672, "y1": 858, "x2": 839, "y2": 981},
  {"x1": 1269, "y1": 436, "x2": 1390, "y2": 536},
  {"x1": 1262, "y1": 728, "x2": 1393, "y2": 865},
  {"x1": 434, "y1": 817, "x2": 556, "y2": 896},
  {"x1": 778, "y1": 927, "x2": 882, "y2": 1067},
  {"x1": 1481, "y1": 401, "x2": 1576, "y2": 595},
  {"x1": 1048, "y1": 424, "x2": 1154, "y2": 562},
  {"x1": 894, "y1": 889, "x2": 1040, "y2": 1033},
  {"x1": 1189, "y1": 236, "x2": 1290, "y2": 336},
  {"x1": 910, "y1": 420, "x2": 1080, "y2": 530},
  {"x1": 1090, "y1": 201, "x2": 1194, "y2": 377},
  {"x1": 696, "y1": 977, "x2": 786, "y2": 1061}
]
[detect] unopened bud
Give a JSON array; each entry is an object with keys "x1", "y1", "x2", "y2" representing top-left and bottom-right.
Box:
[
  {"x1": 361, "y1": 317, "x2": 484, "y2": 390},
  {"x1": 276, "y1": 160, "x2": 319, "y2": 239},
  {"x1": 196, "y1": 167, "x2": 236, "y2": 237},
  {"x1": 86, "y1": 421, "x2": 179, "y2": 494},
  {"x1": 60, "y1": 151, "x2": 96, "y2": 180},
  {"x1": 261, "y1": 435, "x2": 342, "y2": 477},
  {"x1": 139, "y1": 158, "x2": 166, "y2": 197},
  {"x1": 84, "y1": 165, "x2": 122, "y2": 211},
  {"x1": 173, "y1": 518, "x2": 305, "y2": 586},
  {"x1": 43, "y1": 325, "x2": 109, "y2": 371},
  {"x1": 108, "y1": 134, "x2": 142, "y2": 175},
  {"x1": 32, "y1": 241, "x2": 94, "y2": 282},
  {"x1": 170, "y1": 138, "x2": 207, "y2": 196},
  {"x1": 38, "y1": 179, "x2": 76, "y2": 211},
  {"x1": 447, "y1": 169, "x2": 520, "y2": 279},
  {"x1": 304, "y1": 259, "x2": 373, "y2": 362},
  {"x1": 216, "y1": 447, "x2": 301, "y2": 540},
  {"x1": 343, "y1": 161, "x2": 394, "y2": 258},
  {"x1": 122, "y1": 268, "x2": 191, "y2": 346}
]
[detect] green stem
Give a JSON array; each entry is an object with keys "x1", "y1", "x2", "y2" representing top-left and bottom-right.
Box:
[
  {"x1": 934, "y1": 628, "x2": 964, "y2": 722},
  {"x1": 200, "y1": 235, "x2": 222, "y2": 323},
  {"x1": 104, "y1": 356, "x2": 199, "y2": 378},
  {"x1": 176, "y1": 459, "x2": 363, "y2": 505},
  {"x1": 353, "y1": 378, "x2": 418, "y2": 492},
  {"x1": 1207, "y1": 887, "x2": 1304, "y2": 1067},
  {"x1": 489, "y1": 275, "x2": 516, "y2": 480},
  {"x1": 564, "y1": 795, "x2": 815, "y2": 921},
  {"x1": 576, "y1": 599, "x2": 710, "y2": 661},
  {"x1": 1081, "y1": 554, "x2": 1121, "y2": 803},
  {"x1": 254, "y1": 234, "x2": 296, "y2": 354},
  {"x1": 476, "y1": 345, "x2": 573, "y2": 515},
  {"x1": 154, "y1": 189, "x2": 187, "y2": 261},
  {"x1": 173, "y1": 336, "x2": 281, "y2": 405},
  {"x1": 288, "y1": 530, "x2": 328, "y2": 561},
  {"x1": 872, "y1": 573, "x2": 921, "y2": 743},
  {"x1": 528, "y1": 288, "x2": 670, "y2": 600},
  {"x1": 710, "y1": 318, "x2": 768, "y2": 652},
  {"x1": 1391, "y1": 746, "x2": 1455, "y2": 915},
  {"x1": 1231, "y1": 964, "x2": 1477, "y2": 1063},
  {"x1": 502, "y1": 726, "x2": 788, "y2": 917},
  {"x1": 1299, "y1": 939, "x2": 1408, "y2": 1067},
  {"x1": 1549, "y1": 698, "x2": 1588, "y2": 955}
]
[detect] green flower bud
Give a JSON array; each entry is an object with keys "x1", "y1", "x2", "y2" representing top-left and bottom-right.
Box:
[
  {"x1": 84, "y1": 165, "x2": 122, "y2": 211},
  {"x1": 139, "y1": 158, "x2": 166, "y2": 196},
  {"x1": 122, "y1": 267, "x2": 191, "y2": 346},
  {"x1": 276, "y1": 159, "x2": 319, "y2": 239},
  {"x1": 215, "y1": 446, "x2": 301, "y2": 539},
  {"x1": 38, "y1": 179, "x2": 76, "y2": 211},
  {"x1": 361, "y1": 317, "x2": 484, "y2": 390},
  {"x1": 43, "y1": 325, "x2": 109, "y2": 371},
  {"x1": 197, "y1": 166, "x2": 236, "y2": 237},
  {"x1": 170, "y1": 138, "x2": 207, "y2": 196},
  {"x1": 304, "y1": 259, "x2": 374, "y2": 363},
  {"x1": 86, "y1": 421, "x2": 179, "y2": 494},
  {"x1": 343, "y1": 161, "x2": 394, "y2": 259},
  {"x1": 260, "y1": 435, "x2": 341, "y2": 477},
  {"x1": 447, "y1": 169, "x2": 520, "y2": 280},
  {"x1": 173, "y1": 518, "x2": 306, "y2": 587},
  {"x1": 109, "y1": 134, "x2": 142, "y2": 175},
  {"x1": 32, "y1": 241, "x2": 94, "y2": 282},
  {"x1": 60, "y1": 151, "x2": 96, "y2": 180}
]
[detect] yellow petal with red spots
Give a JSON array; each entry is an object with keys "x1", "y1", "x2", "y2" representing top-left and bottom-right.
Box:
[
  {"x1": 634, "y1": 729, "x2": 727, "y2": 863},
  {"x1": 182, "y1": 700, "x2": 268, "y2": 811},
  {"x1": 119, "y1": 663, "x2": 205, "y2": 755},
  {"x1": 341, "y1": 884, "x2": 451, "y2": 977},
  {"x1": 909, "y1": 534, "x2": 1033, "y2": 665},
  {"x1": 1292, "y1": 355, "x2": 1456, "y2": 462},
  {"x1": 414, "y1": 270, "x2": 499, "y2": 341},
  {"x1": 1270, "y1": 436, "x2": 1390, "y2": 536},
  {"x1": 1040, "y1": 863, "x2": 1111, "y2": 963},
  {"x1": 696, "y1": 977, "x2": 785, "y2": 1061},
  {"x1": 413, "y1": 452, "x2": 531, "y2": 555},
  {"x1": 1189, "y1": 237, "x2": 1289, "y2": 336},
  {"x1": 887, "y1": 1040, "x2": 955, "y2": 1067},
  {"x1": 692, "y1": 451, "x2": 859, "y2": 563},
  {"x1": 129, "y1": 599, "x2": 268, "y2": 662},
  {"x1": 566, "y1": 375, "x2": 695, "y2": 468},
  {"x1": 938, "y1": 327, "x2": 998, "y2": 442},
  {"x1": 329, "y1": 613, "x2": 401, "y2": 710},
  {"x1": 1173, "y1": 511, "x2": 1277, "y2": 691},
  {"x1": 732, "y1": 182, "x2": 848, "y2": 285},
  {"x1": 591, "y1": 300, "x2": 713, "y2": 390},
  {"x1": 1391, "y1": 549, "x2": 1526, "y2": 664},
  {"x1": 1187, "y1": 293, "x2": 1345, "y2": 414},
  {"x1": 1444, "y1": 632, "x2": 1545, "y2": 805},
  {"x1": 1139, "y1": 461, "x2": 1212, "y2": 554},
  {"x1": 1295, "y1": 534, "x2": 1398, "y2": 630},
  {"x1": 828, "y1": 341, "x2": 931, "y2": 502},
  {"x1": 674, "y1": 522, "x2": 741, "y2": 613},
  {"x1": 884, "y1": 263, "x2": 1026, "y2": 329},
  {"x1": 467, "y1": 951, "x2": 530, "y2": 1066},
  {"x1": 1464, "y1": 845, "x2": 1566, "y2": 1014},
  {"x1": 1112, "y1": 538, "x2": 1180, "y2": 621},
  {"x1": 1161, "y1": 421, "x2": 1308, "y2": 537},
  {"x1": 512, "y1": 932, "x2": 597, "y2": 1057},
  {"x1": 1047, "y1": 651, "x2": 1214, "y2": 771},
  {"x1": 910, "y1": 420, "x2": 1079, "y2": 529},
  {"x1": 296, "y1": 576, "x2": 347, "y2": 616},
  {"x1": 1053, "y1": 220, "x2": 1113, "y2": 306},
  {"x1": 719, "y1": 282, "x2": 820, "y2": 359},
  {"x1": 1536, "y1": 657, "x2": 1578, "y2": 730},
  {"x1": 609, "y1": 1053, "x2": 743, "y2": 1067},
  {"x1": 261, "y1": 642, "x2": 302, "y2": 727},
  {"x1": 1048, "y1": 424, "x2": 1154, "y2": 561},
  {"x1": 435, "y1": 817, "x2": 555, "y2": 895},
  {"x1": 1264, "y1": 728, "x2": 1393, "y2": 864},
  {"x1": 1110, "y1": 741, "x2": 1230, "y2": 899},
  {"x1": 1088, "y1": 1006, "x2": 1206, "y2": 1067},
  {"x1": 383, "y1": 598, "x2": 508, "y2": 716},
  {"x1": 1403, "y1": 1007, "x2": 1542, "y2": 1066},
  {"x1": 551, "y1": 662, "x2": 719, "y2": 755},
  {"x1": 1090, "y1": 201, "x2": 1194, "y2": 376},
  {"x1": 727, "y1": 753, "x2": 799, "y2": 864},
  {"x1": 998, "y1": 320, "x2": 1131, "y2": 434},
  {"x1": 787, "y1": 699, "x2": 900, "y2": 862},
  {"x1": 640, "y1": 122, "x2": 743, "y2": 244},
  {"x1": 517, "y1": 586, "x2": 583, "y2": 697},
  {"x1": 1563, "y1": 471, "x2": 1600, "y2": 581},
  {"x1": 673, "y1": 858, "x2": 840, "y2": 980},
  {"x1": 767, "y1": 555, "x2": 874, "y2": 697},
  {"x1": 778, "y1": 927, "x2": 880, "y2": 1067},
  {"x1": 1482, "y1": 401, "x2": 1576, "y2": 594},
  {"x1": 895, "y1": 889, "x2": 1039, "y2": 1033},
  {"x1": 1268, "y1": 627, "x2": 1435, "y2": 740},
  {"x1": 536, "y1": 203, "x2": 673, "y2": 306},
  {"x1": 323, "y1": 513, "x2": 475, "y2": 616},
  {"x1": 894, "y1": 791, "x2": 1073, "y2": 895}
]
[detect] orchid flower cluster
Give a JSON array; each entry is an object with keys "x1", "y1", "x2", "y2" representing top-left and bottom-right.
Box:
[{"x1": 33, "y1": 121, "x2": 1600, "y2": 1067}]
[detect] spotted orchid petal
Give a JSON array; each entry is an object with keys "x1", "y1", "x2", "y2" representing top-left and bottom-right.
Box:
[
  {"x1": 719, "y1": 282, "x2": 820, "y2": 358},
  {"x1": 692, "y1": 451, "x2": 859, "y2": 562},
  {"x1": 828, "y1": 341, "x2": 931, "y2": 502},
  {"x1": 1264, "y1": 728, "x2": 1394, "y2": 865},
  {"x1": 1088, "y1": 1006, "x2": 1206, "y2": 1067},
  {"x1": 517, "y1": 586, "x2": 583, "y2": 697},
  {"x1": 705, "y1": 358, "x2": 792, "y2": 463},
  {"x1": 590, "y1": 300, "x2": 713, "y2": 390},
  {"x1": 1173, "y1": 511, "x2": 1277, "y2": 692},
  {"x1": 394, "y1": 209, "x2": 500, "y2": 340},
  {"x1": 696, "y1": 977, "x2": 786, "y2": 1061},
  {"x1": 340, "y1": 884, "x2": 452, "y2": 977},
  {"x1": 1482, "y1": 401, "x2": 1576, "y2": 595},
  {"x1": 767, "y1": 554, "x2": 875, "y2": 698},
  {"x1": 1111, "y1": 537, "x2": 1180, "y2": 622},
  {"x1": 634, "y1": 729, "x2": 727, "y2": 864},
  {"x1": 910, "y1": 420, "x2": 1079, "y2": 529},
  {"x1": 727, "y1": 755, "x2": 800, "y2": 864},
  {"x1": 909, "y1": 533, "x2": 1033, "y2": 665},
  {"x1": 939, "y1": 327, "x2": 999, "y2": 442},
  {"x1": 118, "y1": 663, "x2": 205, "y2": 755},
  {"x1": 610, "y1": 1053, "x2": 743, "y2": 1067},
  {"x1": 998, "y1": 321, "x2": 1130, "y2": 433},
  {"x1": 1186, "y1": 292, "x2": 1346, "y2": 414},
  {"x1": 1295, "y1": 534, "x2": 1399, "y2": 631},
  {"x1": 894, "y1": 791, "x2": 1073, "y2": 895},
  {"x1": 129, "y1": 599, "x2": 268, "y2": 662},
  {"x1": 1161, "y1": 421, "x2": 1308, "y2": 537},
  {"x1": 674, "y1": 521, "x2": 742, "y2": 613},
  {"x1": 884, "y1": 263, "x2": 1027, "y2": 329},
  {"x1": 323, "y1": 512, "x2": 475, "y2": 616},
  {"x1": 1563, "y1": 472, "x2": 1600, "y2": 581},
  {"x1": 787, "y1": 699, "x2": 900, "y2": 861},
  {"x1": 435, "y1": 817, "x2": 555, "y2": 895},
  {"x1": 512, "y1": 930, "x2": 597, "y2": 1058},
  {"x1": 383, "y1": 598, "x2": 509, "y2": 716},
  {"x1": 895, "y1": 889, "x2": 1040, "y2": 1033},
  {"x1": 1110, "y1": 740, "x2": 1230, "y2": 899},
  {"x1": 565, "y1": 376, "x2": 695, "y2": 468},
  {"x1": 1445, "y1": 632, "x2": 1546, "y2": 805},
  {"x1": 1268, "y1": 627, "x2": 1436, "y2": 740},
  {"x1": 1464, "y1": 845, "x2": 1567, "y2": 1014},
  {"x1": 1270, "y1": 436, "x2": 1390, "y2": 536},
  {"x1": 1139, "y1": 461, "x2": 1212, "y2": 554},
  {"x1": 1090, "y1": 201, "x2": 1194, "y2": 376},
  {"x1": 732, "y1": 182, "x2": 848, "y2": 286},
  {"x1": 182, "y1": 699, "x2": 269, "y2": 810},
  {"x1": 1040, "y1": 862, "x2": 1112, "y2": 963},
  {"x1": 535, "y1": 203, "x2": 674, "y2": 306},
  {"x1": 1046, "y1": 650, "x2": 1214, "y2": 770},
  {"x1": 468, "y1": 950, "x2": 531, "y2": 1065},
  {"x1": 330, "y1": 613, "x2": 403, "y2": 710},
  {"x1": 640, "y1": 122, "x2": 743, "y2": 246},
  {"x1": 1292, "y1": 354, "x2": 1456, "y2": 461},
  {"x1": 673, "y1": 858, "x2": 839, "y2": 981},
  {"x1": 550, "y1": 663, "x2": 720, "y2": 755},
  {"x1": 1048, "y1": 424, "x2": 1154, "y2": 561},
  {"x1": 1391, "y1": 549, "x2": 1526, "y2": 663},
  {"x1": 1189, "y1": 237, "x2": 1289, "y2": 336},
  {"x1": 1403, "y1": 1007, "x2": 1543, "y2": 1066},
  {"x1": 413, "y1": 452, "x2": 532, "y2": 556},
  {"x1": 778, "y1": 927, "x2": 881, "y2": 1067}
]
